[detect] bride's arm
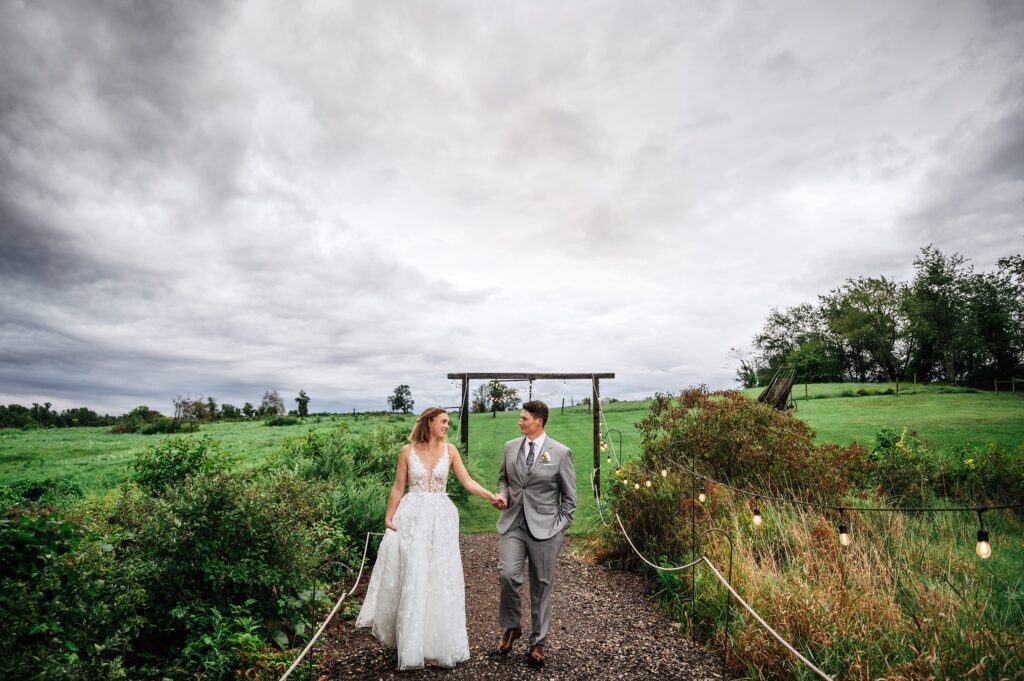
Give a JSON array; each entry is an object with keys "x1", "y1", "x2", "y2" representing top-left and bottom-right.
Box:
[
  {"x1": 449, "y1": 445, "x2": 498, "y2": 503},
  {"x1": 384, "y1": 446, "x2": 410, "y2": 531}
]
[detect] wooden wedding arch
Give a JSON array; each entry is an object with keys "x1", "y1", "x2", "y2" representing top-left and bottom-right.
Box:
[{"x1": 447, "y1": 372, "x2": 615, "y2": 496}]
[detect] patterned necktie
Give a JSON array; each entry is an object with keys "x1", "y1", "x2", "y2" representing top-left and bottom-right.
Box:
[{"x1": 526, "y1": 441, "x2": 536, "y2": 467}]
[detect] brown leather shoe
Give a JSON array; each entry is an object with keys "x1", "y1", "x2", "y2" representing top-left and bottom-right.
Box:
[
  {"x1": 497, "y1": 627, "x2": 521, "y2": 655},
  {"x1": 527, "y1": 643, "x2": 545, "y2": 667}
]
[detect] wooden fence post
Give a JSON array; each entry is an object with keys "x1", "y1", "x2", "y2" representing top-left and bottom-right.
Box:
[
  {"x1": 592, "y1": 376, "x2": 601, "y2": 498},
  {"x1": 460, "y1": 376, "x2": 469, "y2": 456}
]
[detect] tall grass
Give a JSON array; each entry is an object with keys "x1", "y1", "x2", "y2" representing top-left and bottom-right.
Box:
[{"x1": 634, "y1": 481, "x2": 1024, "y2": 679}]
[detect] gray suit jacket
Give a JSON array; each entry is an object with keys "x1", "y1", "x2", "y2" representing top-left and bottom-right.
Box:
[{"x1": 496, "y1": 435, "x2": 577, "y2": 539}]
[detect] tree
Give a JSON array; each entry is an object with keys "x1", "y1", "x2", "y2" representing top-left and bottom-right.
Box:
[
  {"x1": 387, "y1": 385, "x2": 414, "y2": 413},
  {"x1": 471, "y1": 380, "x2": 521, "y2": 414},
  {"x1": 173, "y1": 395, "x2": 206, "y2": 421},
  {"x1": 751, "y1": 303, "x2": 845, "y2": 382},
  {"x1": 242, "y1": 402, "x2": 255, "y2": 419},
  {"x1": 820, "y1": 276, "x2": 910, "y2": 381},
  {"x1": 221, "y1": 403, "x2": 241, "y2": 419},
  {"x1": 206, "y1": 396, "x2": 218, "y2": 421},
  {"x1": 295, "y1": 390, "x2": 311, "y2": 417},
  {"x1": 905, "y1": 246, "x2": 972, "y2": 383},
  {"x1": 260, "y1": 390, "x2": 285, "y2": 416}
]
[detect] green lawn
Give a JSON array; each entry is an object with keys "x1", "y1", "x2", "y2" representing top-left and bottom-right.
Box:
[
  {"x1": 3, "y1": 387, "x2": 1022, "y2": 538},
  {"x1": 0, "y1": 414, "x2": 415, "y2": 492}
]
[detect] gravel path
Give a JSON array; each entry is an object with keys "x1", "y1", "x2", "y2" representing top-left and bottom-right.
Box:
[{"x1": 319, "y1": 533, "x2": 726, "y2": 680}]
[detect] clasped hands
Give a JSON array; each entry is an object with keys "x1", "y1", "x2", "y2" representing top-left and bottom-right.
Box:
[{"x1": 491, "y1": 493, "x2": 507, "y2": 510}]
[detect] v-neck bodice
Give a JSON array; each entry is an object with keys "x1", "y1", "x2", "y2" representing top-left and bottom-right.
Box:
[{"x1": 408, "y1": 445, "x2": 450, "y2": 493}]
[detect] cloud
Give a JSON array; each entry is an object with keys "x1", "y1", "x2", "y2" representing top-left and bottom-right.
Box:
[{"x1": 1, "y1": 0, "x2": 1022, "y2": 415}]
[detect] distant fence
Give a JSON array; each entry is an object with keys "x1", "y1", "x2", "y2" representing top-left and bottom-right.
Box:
[{"x1": 994, "y1": 378, "x2": 1023, "y2": 394}]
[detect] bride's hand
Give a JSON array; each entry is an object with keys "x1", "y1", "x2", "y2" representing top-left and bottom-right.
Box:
[{"x1": 386, "y1": 517, "x2": 397, "y2": 531}]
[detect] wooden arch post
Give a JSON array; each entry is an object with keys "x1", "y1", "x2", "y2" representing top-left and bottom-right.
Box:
[{"x1": 446, "y1": 372, "x2": 615, "y2": 497}]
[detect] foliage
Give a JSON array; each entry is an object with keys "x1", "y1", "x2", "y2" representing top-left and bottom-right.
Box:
[
  {"x1": 260, "y1": 390, "x2": 286, "y2": 417},
  {"x1": 470, "y1": 380, "x2": 521, "y2": 413},
  {"x1": 0, "y1": 477, "x2": 83, "y2": 508},
  {"x1": 1, "y1": 512, "x2": 146, "y2": 680},
  {"x1": 295, "y1": 390, "x2": 311, "y2": 418},
  {"x1": 869, "y1": 428, "x2": 1024, "y2": 508},
  {"x1": 738, "y1": 246, "x2": 1024, "y2": 387},
  {"x1": 387, "y1": 384, "x2": 414, "y2": 413},
  {"x1": 635, "y1": 388, "x2": 867, "y2": 501},
  {"x1": 110, "y1": 406, "x2": 167, "y2": 434},
  {"x1": 131, "y1": 435, "x2": 234, "y2": 495},
  {"x1": 264, "y1": 416, "x2": 300, "y2": 427},
  {"x1": 220, "y1": 403, "x2": 241, "y2": 419},
  {"x1": 0, "y1": 403, "x2": 116, "y2": 429}
]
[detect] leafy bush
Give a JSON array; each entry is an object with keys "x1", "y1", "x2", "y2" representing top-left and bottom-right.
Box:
[
  {"x1": 264, "y1": 416, "x2": 300, "y2": 427},
  {"x1": 111, "y1": 469, "x2": 336, "y2": 675},
  {"x1": 869, "y1": 430, "x2": 1024, "y2": 507},
  {"x1": 868, "y1": 428, "x2": 941, "y2": 505},
  {"x1": 0, "y1": 512, "x2": 146, "y2": 680},
  {"x1": 0, "y1": 477, "x2": 83, "y2": 508},
  {"x1": 140, "y1": 417, "x2": 199, "y2": 435},
  {"x1": 110, "y1": 405, "x2": 166, "y2": 434},
  {"x1": 131, "y1": 435, "x2": 234, "y2": 495},
  {"x1": 2, "y1": 425, "x2": 401, "y2": 680},
  {"x1": 635, "y1": 388, "x2": 868, "y2": 499}
]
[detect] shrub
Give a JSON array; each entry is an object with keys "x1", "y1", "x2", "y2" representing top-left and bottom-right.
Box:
[
  {"x1": 109, "y1": 468, "x2": 346, "y2": 677},
  {"x1": 111, "y1": 405, "x2": 166, "y2": 434},
  {"x1": 131, "y1": 435, "x2": 234, "y2": 495},
  {"x1": 0, "y1": 512, "x2": 146, "y2": 680},
  {"x1": 140, "y1": 417, "x2": 199, "y2": 435},
  {"x1": 265, "y1": 416, "x2": 299, "y2": 427},
  {"x1": 0, "y1": 477, "x2": 83, "y2": 508},
  {"x1": 635, "y1": 388, "x2": 867, "y2": 499}
]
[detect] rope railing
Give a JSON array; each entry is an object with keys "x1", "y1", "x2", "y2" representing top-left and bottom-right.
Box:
[
  {"x1": 278, "y1": 531, "x2": 384, "y2": 681},
  {"x1": 700, "y1": 556, "x2": 833, "y2": 681}
]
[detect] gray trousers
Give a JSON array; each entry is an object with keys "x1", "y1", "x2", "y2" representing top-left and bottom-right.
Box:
[{"x1": 498, "y1": 524, "x2": 564, "y2": 646}]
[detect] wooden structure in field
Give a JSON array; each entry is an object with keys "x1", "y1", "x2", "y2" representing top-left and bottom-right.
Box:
[
  {"x1": 447, "y1": 372, "x2": 615, "y2": 497},
  {"x1": 757, "y1": 366, "x2": 797, "y2": 410}
]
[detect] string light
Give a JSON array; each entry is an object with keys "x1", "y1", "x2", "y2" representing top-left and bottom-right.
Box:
[
  {"x1": 661, "y1": 468, "x2": 668, "y2": 478},
  {"x1": 838, "y1": 508, "x2": 851, "y2": 546},
  {"x1": 634, "y1": 482, "x2": 641, "y2": 490},
  {"x1": 697, "y1": 491, "x2": 706, "y2": 504},
  {"x1": 752, "y1": 499, "x2": 763, "y2": 526},
  {"x1": 838, "y1": 522, "x2": 850, "y2": 547},
  {"x1": 645, "y1": 480, "x2": 652, "y2": 488},
  {"x1": 976, "y1": 510, "x2": 991, "y2": 559}
]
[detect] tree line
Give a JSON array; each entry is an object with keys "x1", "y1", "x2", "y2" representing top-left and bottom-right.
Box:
[
  {"x1": 734, "y1": 246, "x2": 1024, "y2": 387},
  {"x1": 0, "y1": 390, "x2": 315, "y2": 430}
]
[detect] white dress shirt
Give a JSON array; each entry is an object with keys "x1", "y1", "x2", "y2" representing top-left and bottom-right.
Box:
[{"x1": 522, "y1": 433, "x2": 547, "y2": 464}]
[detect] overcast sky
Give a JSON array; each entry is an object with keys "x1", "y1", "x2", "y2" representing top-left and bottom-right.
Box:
[{"x1": 2, "y1": 0, "x2": 1022, "y2": 415}]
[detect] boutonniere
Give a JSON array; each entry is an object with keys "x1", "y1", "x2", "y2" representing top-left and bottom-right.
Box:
[{"x1": 540, "y1": 451, "x2": 551, "y2": 463}]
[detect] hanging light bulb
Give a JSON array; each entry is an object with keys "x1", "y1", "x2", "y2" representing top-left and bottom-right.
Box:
[
  {"x1": 975, "y1": 510, "x2": 992, "y2": 559},
  {"x1": 607, "y1": 456, "x2": 612, "y2": 465},
  {"x1": 697, "y1": 491, "x2": 706, "y2": 503},
  {"x1": 976, "y1": 528, "x2": 991, "y2": 559},
  {"x1": 752, "y1": 505, "x2": 763, "y2": 526},
  {"x1": 634, "y1": 482, "x2": 641, "y2": 490},
  {"x1": 838, "y1": 522, "x2": 851, "y2": 547},
  {"x1": 660, "y1": 468, "x2": 668, "y2": 478},
  {"x1": 645, "y1": 479, "x2": 652, "y2": 488}
]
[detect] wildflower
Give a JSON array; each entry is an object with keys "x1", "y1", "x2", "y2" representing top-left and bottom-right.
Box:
[{"x1": 964, "y1": 458, "x2": 975, "y2": 470}]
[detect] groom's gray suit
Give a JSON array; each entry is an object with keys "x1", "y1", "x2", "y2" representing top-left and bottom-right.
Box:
[{"x1": 496, "y1": 434, "x2": 577, "y2": 646}]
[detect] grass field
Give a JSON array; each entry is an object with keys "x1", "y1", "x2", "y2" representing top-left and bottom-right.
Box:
[{"x1": 3, "y1": 384, "x2": 1023, "y2": 536}]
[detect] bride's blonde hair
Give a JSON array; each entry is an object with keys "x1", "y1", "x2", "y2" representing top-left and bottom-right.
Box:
[{"x1": 409, "y1": 406, "x2": 448, "y2": 444}]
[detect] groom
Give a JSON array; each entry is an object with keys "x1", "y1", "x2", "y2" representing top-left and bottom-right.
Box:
[{"x1": 493, "y1": 400, "x2": 577, "y2": 667}]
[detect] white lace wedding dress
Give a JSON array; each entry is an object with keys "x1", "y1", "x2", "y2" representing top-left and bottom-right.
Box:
[{"x1": 355, "y1": 445, "x2": 470, "y2": 669}]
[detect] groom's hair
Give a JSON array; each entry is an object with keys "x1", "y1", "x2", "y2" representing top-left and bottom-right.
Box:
[{"x1": 522, "y1": 400, "x2": 548, "y2": 426}]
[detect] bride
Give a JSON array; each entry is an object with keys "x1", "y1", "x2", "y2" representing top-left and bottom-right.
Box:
[{"x1": 356, "y1": 406, "x2": 499, "y2": 669}]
